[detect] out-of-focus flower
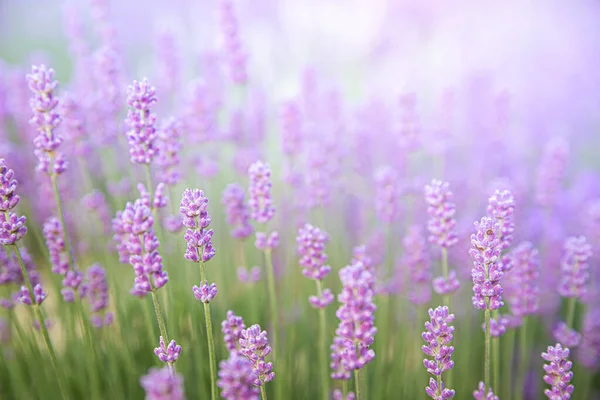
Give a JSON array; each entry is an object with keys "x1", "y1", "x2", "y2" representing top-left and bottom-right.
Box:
[{"x1": 140, "y1": 367, "x2": 184, "y2": 400}]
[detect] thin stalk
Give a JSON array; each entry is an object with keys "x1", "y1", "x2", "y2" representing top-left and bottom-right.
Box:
[
  {"x1": 315, "y1": 280, "x2": 330, "y2": 400},
  {"x1": 514, "y1": 318, "x2": 528, "y2": 400},
  {"x1": 199, "y1": 260, "x2": 217, "y2": 400},
  {"x1": 503, "y1": 328, "x2": 515, "y2": 399},
  {"x1": 49, "y1": 173, "x2": 75, "y2": 270},
  {"x1": 342, "y1": 380, "x2": 348, "y2": 397},
  {"x1": 441, "y1": 247, "x2": 450, "y2": 307},
  {"x1": 566, "y1": 297, "x2": 577, "y2": 329},
  {"x1": 264, "y1": 249, "x2": 279, "y2": 359},
  {"x1": 260, "y1": 385, "x2": 267, "y2": 400},
  {"x1": 493, "y1": 337, "x2": 499, "y2": 394},
  {"x1": 12, "y1": 244, "x2": 69, "y2": 400},
  {"x1": 354, "y1": 369, "x2": 361, "y2": 400},
  {"x1": 150, "y1": 287, "x2": 170, "y2": 351},
  {"x1": 484, "y1": 308, "x2": 491, "y2": 391}
]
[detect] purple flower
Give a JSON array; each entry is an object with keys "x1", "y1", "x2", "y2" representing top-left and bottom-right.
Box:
[
  {"x1": 541, "y1": 343, "x2": 574, "y2": 399},
  {"x1": 156, "y1": 31, "x2": 180, "y2": 95},
  {"x1": 470, "y1": 217, "x2": 504, "y2": 311},
  {"x1": 254, "y1": 231, "x2": 279, "y2": 251},
  {"x1": 82, "y1": 264, "x2": 112, "y2": 327},
  {"x1": 117, "y1": 199, "x2": 168, "y2": 296},
  {"x1": 180, "y1": 189, "x2": 215, "y2": 263},
  {"x1": 19, "y1": 284, "x2": 46, "y2": 306},
  {"x1": 248, "y1": 161, "x2": 275, "y2": 224},
  {"x1": 218, "y1": 0, "x2": 247, "y2": 85},
  {"x1": 0, "y1": 159, "x2": 21, "y2": 212},
  {"x1": 425, "y1": 378, "x2": 455, "y2": 400},
  {"x1": 424, "y1": 180, "x2": 458, "y2": 248},
  {"x1": 124, "y1": 79, "x2": 158, "y2": 165},
  {"x1": 61, "y1": 269, "x2": 84, "y2": 303},
  {"x1": 333, "y1": 389, "x2": 356, "y2": 400},
  {"x1": 237, "y1": 266, "x2": 261, "y2": 284},
  {"x1": 481, "y1": 316, "x2": 508, "y2": 338},
  {"x1": 333, "y1": 261, "x2": 377, "y2": 373},
  {"x1": 222, "y1": 184, "x2": 253, "y2": 240},
  {"x1": 81, "y1": 190, "x2": 112, "y2": 234},
  {"x1": 0, "y1": 212, "x2": 27, "y2": 246},
  {"x1": 578, "y1": 308, "x2": 600, "y2": 368},
  {"x1": 309, "y1": 289, "x2": 334, "y2": 309},
  {"x1": 43, "y1": 218, "x2": 70, "y2": 275},
  {"x1": 422, "y1": 306, "x2": 455, "y2": 377},
  {"x1": 552, "y1": 322, "x2": 581, "y2": 348},
  {"x1": 60, "y1": 93, "x2": 90, "y2": 157},
  {"x1": 486, "y1": 189, "x2": 515, "y2": 251},
  {"x1": 140, "y1": 367, "x2": 184, "y2": 400},
  {"x1": 154, "y1": 336, "x2": 182, "y2": 364},
  {"x1": 192, "y1": 281, "x2": 218, "y2": 303},
  {"x1": 26, "y1": 65, "x2": 67, "y2": 175},
  {"x1": 239, "y1": 324, "x2": 275, "y2": 386},
  {"x1": 280, "y1": 100, "x2": 302, "y2": 157},
  {"x1": 330, "y1": 335, "x2": 352, "y2": 380},
  {"x1": 558, "y1": 236, "x2": 591, "y2": 299},
  {"x1": 536, "y1": 137, "x2": 569, "y2": 208},
  {"x1": 400, "y1": 226, "x2": 432, "y2": 305},
  {"x1": 505, "y1": 242, "x2": 539, "y2": 317},
  {"x1": 374, "y1": 166, "x2": 399, "y2": 224},
  {"x1": 156, "y1": 118, "x2": 181, "y2": 186},
  {"x1": 432, "y1": 271, "x2": 460, "y2": 297},
  {"x1": 222, "y1": 310, "x2": 246, "y2": 353},
  {"x1": 473, "y1": 382, "x2": 498, "y2": 400},
  {"x1": 297, "y1": 224, "x2": 331, "y2": 281},
  {"x1": 217, "y1": 354, "x2": 260, "y2": 400}
]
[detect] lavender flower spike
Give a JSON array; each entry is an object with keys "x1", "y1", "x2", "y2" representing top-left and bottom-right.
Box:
[
  {"x1": 140, "y1": 367, "x2": 184, "y2": 400},
  {"x1": 401, "y1": 225, "x2": 432, "y2": 305},
  {"x1": 469, "y1": 217, "x2": 504, "y2": 311},
  {"x1": 83, "y1": 264, "x2": 113, "y2": 328},
  {"x1": 505, "y1": 242, "x2": 539, "y2": 318},
  {"x1": 248, "y1": 161, "x2": 275, "y2": 224},
  {"x1": 558, "y1": 236, "x2": 591, "y2": 300},
  {"x1": 424, "y1": 180, "x2": 458, "y2": 248},
  {"x1": 473, "y1": 382, "x2": 499, "y2": 400},
  {"x1": 222, "y1": 310, "x2": 246, "y2": 353},
  {"x1": 0, "y1": 159, "x2": 27, "y2": 245},
  {"x1": 180, "y1": 189, "x2": 216, "y2": 264},
  {"x1": 333, "y1": 390, "x2": 356, "y2": 400},
  {"x1": 422, "y1": 306, "x2": 455, "y2": 399},
  {"x1": 124, "y1": 79, "x2": 159, "y2": 165},
  {"x1": 239, "y1": 324, "x2": 275, "y2": 386},
  {"x1": 26, "y1": 65, "x2": 68, "y2": 175},
  {"x1": 374, "y1": 166, "x2": 399, "y2": 224},
  {"x1": 221, "y1": 183, "x2": 253, "y2": 240},
  {"x1": 541, "y1": 343, "x2": 575, "y2": 399},
  {"x1": 217, "y1": 354, "x2": 260, "y2": 400},
  {"x1": 154, "y1": 336, "x2": 182, "y2": 364},
  {"x1": 486, "y1": 189, "x2": 515, "y2": 251},
  {"x1": 297, "y1": 224, "x2": 331, "y2": 281}
]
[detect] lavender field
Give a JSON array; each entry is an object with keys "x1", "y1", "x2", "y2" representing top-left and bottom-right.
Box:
[{"x1": 1, "y1": 0, "x2": 600, "y2": 399}]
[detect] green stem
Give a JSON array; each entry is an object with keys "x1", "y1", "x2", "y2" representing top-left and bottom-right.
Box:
[
  {"x1": 566, "y1": 297, "x2": 577, "y2": 329},
  {"x1": 515, "y1": 318, "x2": 527, "y2": 400},
  {"x1": 198, "y1": 260, "x2": 217, "y2": 400},
  {"x1": 485, "y1": 308, "x2": 491, "y2": 391},
  {"x1": 503, "y1": 327, "x2": 515, "y2": 399},
  {"x1": 354, "y1": 369, "x2": 361, "y2": 400},
  {"x1": 316, "y1": 280, "x2": 330, "y2": 400},
  {"x1": 493, "y1": 337, "x2": 499, "y2": 394},
  {"x1": 342, "y1": 380, "x2": 348, "y2": 397},
  {"x1": 260, "y1": 385, "x2": 267, "y2": 400},
  {"x1": 441, "y1": 247, "x2": 450, "y2": 307},
  {"x1": 50, "y1": 172, "x2": 75, "y2": 270},
  {"x1": 12, "y1": 244, "x2": 69, "y2": 400},
  {"x1": 264, "y1": 249, "x2": 279, "y2": 360}
]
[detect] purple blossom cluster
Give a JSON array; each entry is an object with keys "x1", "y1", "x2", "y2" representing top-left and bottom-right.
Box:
[
  {"x1": 558, "y1": 236, "x2": 591, "y2": 299},
  {"x1": 218, "y1": 0, "x2": 247, "y2": 85},
  {"x1": 331, "y1": 261, "x2": 377, "y2": 378},
  {"x1": 297, "y1": 224, "x2": 334, "y2": 308},
  {"x1": 217, "y1": 354, "x2": 260, "y2": 400},
  {"x1": 541, "y1": 343, "x2": 574, "y2": 399},
  {"x1": 154, "y1": 336, "x2": 182, "y2": 364},
  {"x1": 486, "y1": 189, "x2": 515, "y2": 251},
  {"x1": 505, "y1": 242, "x2": 539, "y2": 318},
  {"x1": 473, "y1": 382, "x2": 499, "y2": 400},
  {"x1": 26, "y1": 65, "x2": 68, "y2": 175},
  {"x1": 115, "y1": 197, "x2": 168, "y2": 296},
  {"x1": 180, "y1": 189, "x2": 216, "y2": 263},
  {"x1": 248, "y1": 161, "x2": 275, "y2": 224},
  {"x1": 374, "y1": 166, "x2": 399, "y2": 224},
  {"x1": 124, "y1": 79, "x2": 158, "y2": 165},
  {"x1": 424, "y1": 180, "x2": 458, "y2": 248},
  {"x1": 237, "y1": 266, "x2": 261, "y2": 284},
  {"x1": 156, "y1": 118, "x2": 182, "y2": 187},
  {"x1": 221, "y1": 183, "x2": 253, "y2": 240},
  {"x1": 43, "y1": 218, "x2": 83, "y2": 302},
  {"x1": 239, "y1": 324, "x2": 275, "y2": 386},
  {"x1": 140, "y1": 367, "x2": 184, "y2": 400},
  {"x1": 400, "y1": 226, "x2": 432, "y2": 305},
  {"x1": 552, "y1": 322, "x2": 581, "y2": 348},
  {"x1": 332, "y1": 389, "x2": 356, "y2": 400},
  {"x1": 0, "y1": 248, "x2": 39, "y2": 307},
  {"x1": 280, "y1": 100, "x2": 302, "y2": 157},
  {"x1": 422, "y1": 306, "x2": 455, "y2": 399},
  {"x1": 536, "y1": 137, "x2": 569, "y2": 208},
  {"x1": 0, "y1": 159, "x2": 28, "y2": 246},
  {"x1": 222, "y1": 310, "x2": 246, "y2": 353},
  {"x1": 578, "y1": 309, "x2": 600, "y2": 368},
  {"x1": 60, "y1": 93, "x2": 90, "y2": 158},
  {"x1": 470, "y1": 217, "x2": 504, "y2": 311},
  {"x1": 81, "y1": 264, "x2": 113, "y2": 328}
]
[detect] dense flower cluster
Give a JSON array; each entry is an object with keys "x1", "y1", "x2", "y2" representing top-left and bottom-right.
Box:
[
  {"x1": 239, "y1": 324, "x2": 275, "y2": 386},
  {"x1": 221, "y1": 183, "x2": 253, "y2": 240},
  {"x1": 486, "y1": 189, "x2": 515, "y2": 251},
  {"x1": 217, "y1": 354, "x2": 260, "y2": 400},
  {"x1": 424, "y1": 180, "x2": 458, "y2": 248},
  {"x1": 331, "y1": 261, "x2": 377, "y2": 377},
  {"x1": 140, "y1": 367, "x2": 184, "y2": 400},
  {"x1": 541, "y1": 343, "x2": 574, "y2": 399},
  {"x1": 222, "y1": 310, "x2": 246, "y2": 353},
  {"x1": 82, "y1": 264, "x2": 113, "y2": 328},
  {"x1": 156, "y1": 117, "x2": 182, "y2": 186},
  {"x1": 297, "y1": 224, "x2": 334, "y2": 308},
  {"x1": 154, "y1": 336, "x2": 182, "y2": 364},
  {"x1": 374, "y1": 166, "x2": 399, "y2": 224},
  {"x1": 0, "y1": 159, "x2": 28, "y2": 246},
  {"x1": 558, "y1": 236, "x2": 591, "y2": 299},
  {"x1": 248, "y1": 161, "x2": 275, "y2": 224},
  {"x1": 505, "y1": 242, "x2": 539, "y2": 318},
  {"x1": 0, "y1": 248, "x2": 39, "y2": 306},
  {"x1": 473, "y1": 382, "x2": 499, "y2": 400},
  {"x1": 180, "y1": 189, "x2": 215, "y2": 263},
  {"x1": 470, "y1": 217, "x2": 504, "y2": 311},
  {"x1": 552, "y1": 322, "x2": 581, "y2": 348},
  {"x1": 124, "y1": 79, "x2": 158, "y2": 164},
  {"x1": 422, "y1": 306, "x2": 455, "y2": 399},
  {"x1": 401, "y1": 226, "x2": 432, "y2": 305}
]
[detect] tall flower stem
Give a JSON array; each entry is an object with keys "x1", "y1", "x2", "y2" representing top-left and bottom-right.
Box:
[
  {"x1": 354, "y1": 369, "x2": 362, "y2": 400},
  {"x1": 503, "y1": 327, "x2": 516, "y2": 399},
  {"x1": 566, "y1": 297, "x2": 577, "y2": 328},
  {"x1": 514, "y1": 317, "x2": 528, "y2": 400},
  {"x1": 12, "y1": 244, "x2": 69, "y2": 400},
  {"x1": 260, "y1": 385, "x2": 267, "y2": 400},
  {"x1": 484, "y1": 308, "x2": 491, "y2": 391},
  {"x1": 50, "y1": 172, "x2": 75, "y2": 269},
  {"x1": 315, "y1": 280, "x2": 329, "y2": 400},
  {"x1": 264, "y1": 249, "x2": 279, "y2": 359},
  {"x1": 441, "y1": 247, "x2": 450, "y2": 307},
  {"x1": 493, "y1": 336, "x2": 499, "y2": 393},
  {"x1": 199, "y1": 260, "x2": 217, "y2": 400}
]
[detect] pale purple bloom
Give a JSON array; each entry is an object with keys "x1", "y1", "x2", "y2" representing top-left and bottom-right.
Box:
[
  {"x1": 426, "y1": 378, "x2": 455, "y2": 400},
  {"x1": 26, "y1": 65, "x2": 68, "y2": 175},
  {"x1": 180, "y1": 189, "x2": 215, "y2": 263},
  {"x1": 473, "y1": 382, "x2": 498, "y2": 400},
  {"x1": 424, "y1": 180, "x2": 458, "y2": 248},
  {"x1": 222, "y1": 183, "x2": 253, "y2": 240},
  {"x1": 156, "y1": 31, "x2": 180, "y2": 95},
  {"x1": 19, "y1": 284, "x2": 46, "y2": 306},
  {"x1": 541, "y1": 343, "x2": 574, "y2": 399},
  {"x1": 154, "y1": 336, "x2": 182, "y2": 364},
  {"x1": 254, "y1": 231, "x2": 279, "y2": 251},
  {"x1": 558, "y1": 236, "x2": 591, "y2": 299},
  {"x1": 505, "y1": 242, "x2": 539, "y2": 318},
  {"x1": 192, "y1": 281, "x2": 218, "y2": 303},
  {"x1": 248, "y1": 161, "x2": 275, "y2": 224},
  {"x1": 552, "y1": 322, "x2": 581, "y2": 348},
  {"x1": 140, "y1": 367, "x2": 184, "y2": 400},
  {"x1": 486, "y1": 189, "x2": 515, "y2": 251},
  {"x1": 124, "y1": 79, "x2": 158, "y2": 165},
  {"x1": 280, "y1": 100, "x2": 302, "y2": 156},
  {"x1": 222, "y1": 310, "x2": 246, "y2": 353},
  {"x1": 156, "y1": 118, "x2": 181, "y2": 186},
  {"x1": 482, "y1": 316, "x2": 508, "y2": 338},
  {"x1": 219, "y1": 0, "x2": 248, "y2": 85},
  {"x1": 309, "y1": 289, "x2": 334, "y2": 309},
  {"x1": 536, "y1": 137, "x2": 569, "y2": 208},
  {"x1": 82, "y1": 264, "x2": 112, "y2": 327},
  {"x1": 92, "y1": 46, "x2": 121, "y2": 145},
  {"x1": 60, "y1": 93, "x2": 90, "y2": 157},
  {"x1": 422, "y1": 306, "x2": 455, "y2": 377},
  {"x1": 0, "y1": 159, "x2": 27, "y2": 245},
  {"x1": 374, "y1": 166, "x2": 399, "y2": 224},
  {"x1": 433, "y1": 271, "x2": 460, "y2": 297},
  {"x1": 578, "y1": 308, "x2": 600, "y2": 368},
  {"x1": 218, "y1": 354, "x2": 260, "y2": 400},
  {"x1": 297, "y1": 224, "x2": 331, "y2": 281},
  {"x1": 330, "y1": 335, "x2": 352, "y2": 380},
  {"x1": 237, "y1": 266, "x2": 261, "y2": 284},
  {"x1": 239, "y1": 324, "x2": 275, "y2": 386},
  {"x1": 333, "y1": 389, "x2": 356, "y2": 400},
  {"x1": 470, "y1": 217, "x2": 504, "y2": 311},
  {"x1": 401, "y1": 226, "x2": 432, "y2": 305}
]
